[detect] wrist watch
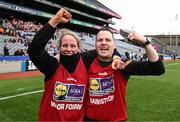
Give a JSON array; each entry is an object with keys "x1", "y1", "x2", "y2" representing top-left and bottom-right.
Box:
[{"x1": 142, "y1": 37, "x2": 151, "y2": 47}]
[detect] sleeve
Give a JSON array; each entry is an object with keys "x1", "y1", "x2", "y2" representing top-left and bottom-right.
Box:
[
  {"x1": 27, "y1": 23, "x2": 59, "y2": 81},
  {"x1": 81, "y1": 49, "x2": 97, "y2": 69},
  {"x1": 123, "y1": 59, "x2": 165, "y2": 76}
]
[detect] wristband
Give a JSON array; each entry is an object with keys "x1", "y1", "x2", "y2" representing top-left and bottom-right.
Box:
[{"x1": 142, "y1": 37, "x2": 151, "y2": 47}]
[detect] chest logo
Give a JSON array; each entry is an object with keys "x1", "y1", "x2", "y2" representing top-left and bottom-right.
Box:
[
  {"x1": 89, "y1": 76, "x2": 114, "y2": 96},
  {"x1": 90, "y1": 79, "x2": 100, "y2": 90},
  {"x1": 54, "y1": 84, "x2": 67, "y2": 100},
  {"x1": 53, "y1": 81, "x2": 85, "y2": 102}
]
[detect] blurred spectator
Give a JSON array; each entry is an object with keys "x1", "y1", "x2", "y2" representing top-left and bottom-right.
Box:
[
  {"x1": 172, "y1": 53, "x2": 176, "y2": 61},
  {"x1": 0, "y1": 26, "x2": 4, "y2": 34},
  {"x1": 20, "y1": 49, "x2": 25, "y2": 56},
  {"x1": 136, "y1": 49, "x2": 142, "y2": 61},
  {"x1": 125, "y1": 51, "x2": 130, "y2": 59},
  {"x1": 14, "y1": 49, "x2": 21, "y2": 56},
  {"x1": 130, "y1": 52, "x2": 135, "y2": 60},
  {"x1": 159, "y1": 54, "x2": 164, "y2": 60},
  {"x1": 3, "y1": 44, "x2": 9, "y2": 56},
  {"x1": 143, "y1": 53, "x2": 148, "y2": 61}
]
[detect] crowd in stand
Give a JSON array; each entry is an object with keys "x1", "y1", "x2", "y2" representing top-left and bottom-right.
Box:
[
  {"x1": 0, "y1": 16, "x2": 157, "y2": 61},
  {"x1": 0, "y1": 17, "x2": 96, "y2": 56},
  {"x1": 0, "y1": 17, "x2": 42, "y2": 37},
  {"x1": 0, "y1": 17, "x2": 43, "y2": 56}
]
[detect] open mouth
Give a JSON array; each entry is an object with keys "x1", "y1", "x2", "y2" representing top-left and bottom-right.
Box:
[
  {"x1": 65, "y1": 53, "x2": 73, "y2": 56},
  {"x1": 100, "y1": 48, "x2": 109, "y2": 52},
  {"x1": 62, "y1": 52, "x2": 73, "y2": 56}
]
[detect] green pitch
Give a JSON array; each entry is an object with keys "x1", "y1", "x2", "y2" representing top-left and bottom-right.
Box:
[
  {"x1": 126, "y1": 60, "x2": 180, "y2": 121},
  {"x1": 0, "y1": 76, "x2": 43, "y2": 121},
  {"x1": 0, "y1": 60, "x2": 180, "y2": 121}
]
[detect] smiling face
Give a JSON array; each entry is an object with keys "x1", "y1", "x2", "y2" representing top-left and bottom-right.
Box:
[
  {"x1": 95, "y1": 30, "x2": 116, "y2": 62},
  {"x1": 60, "y1": 34, "x2": 80, "y2": 56}
]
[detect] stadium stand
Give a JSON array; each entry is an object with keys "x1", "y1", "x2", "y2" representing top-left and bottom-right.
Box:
[
  {"x1": 0, "y1": 0, "x2": 121, "y2": 55},
  {"x1": 0, "y1": 0, "x2": 175, "y2": 62},
  {"x1": 0, "y1": 0, "x2": 125, "y2": 73}
]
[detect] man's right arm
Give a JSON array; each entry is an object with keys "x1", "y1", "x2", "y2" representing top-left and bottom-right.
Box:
[
  {"x1": 121, "y1": 30, "x2": 165, "y2": 75},
  {"x1": 123, "y1": 59, "x2": 165, "y2": 76}
]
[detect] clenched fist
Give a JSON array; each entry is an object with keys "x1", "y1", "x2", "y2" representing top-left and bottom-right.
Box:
[
  {"x1": 49, "y1": 8, "x2": 72, "y2": 27},
  {"x1": 55, "y1": 8, "x2": 72, "y2": 23}
]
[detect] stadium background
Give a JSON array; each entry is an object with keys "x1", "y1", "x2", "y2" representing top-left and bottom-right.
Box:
[
  {"x1": 0, "y1": 0, "x2": 180, "y2": 121},
  {"x1": 0, "y1": 0, "x2": 123, "y2": 73},
  {"x1": 0, "y1": 0, "x2": 179, "y2": 72}
]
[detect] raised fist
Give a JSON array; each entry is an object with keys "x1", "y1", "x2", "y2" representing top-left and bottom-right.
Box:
[{"x1": 55, "y1": 8, "x2": 72, "y2": 23}]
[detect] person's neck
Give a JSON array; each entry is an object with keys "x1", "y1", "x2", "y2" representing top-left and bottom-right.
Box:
[
  {"x1": 60, "y1": 53, "x2": 80, "y2": 66},
  {"x1": 98, "y1": 55, "x2": 112, "y2": 62}
]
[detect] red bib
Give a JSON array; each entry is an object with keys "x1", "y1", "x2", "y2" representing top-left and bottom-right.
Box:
[{"x1": 39, "y1": 57, "x2": 88, "y2": 121}]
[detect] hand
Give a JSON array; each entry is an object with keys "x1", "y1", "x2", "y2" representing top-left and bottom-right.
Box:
[
  {"x1": 128, "y1": 31, "x2": 146, "y2": 45},
  {"x1": 55, "y1": 8, "x2": 72, "y2": 23},
  {"x1": 112, "y1": 56, "x2": 125, "y2": 70},
  {"x1": 54, "y1": 53, "x2": 60, "y2": 62},
  {"x1": 49, "y1": 8, "x2": 72, "y2": 27}
]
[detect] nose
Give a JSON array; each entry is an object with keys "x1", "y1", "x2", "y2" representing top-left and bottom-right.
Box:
[
  {"x1": 101, "y1": 39, "x2": 107, "y2": 45},
  {"x1": 67, "y1": 46, "x2": 71, "y2": 51}
]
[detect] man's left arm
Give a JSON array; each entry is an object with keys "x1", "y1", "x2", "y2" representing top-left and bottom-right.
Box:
[
  {"x1": 123, "y1": 58, "x2": 165, "y2": 75},
  {"x1": 123, "y1": 31, "x2": 165, "y2": 75}
]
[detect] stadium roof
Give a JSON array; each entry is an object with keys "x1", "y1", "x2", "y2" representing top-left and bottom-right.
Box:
[
  {"x1": 0, "y1": 0, "x2": 121, "y2": 34},
  {"x1": 69, "y1": 0, "x2": 121, "y2": 19}
]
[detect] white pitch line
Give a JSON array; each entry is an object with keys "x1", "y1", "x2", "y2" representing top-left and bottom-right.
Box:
[
  {"x1": 0, "y1": 90, "x2": 44, "y2": 101},
  {"x1": 166, "y1": 62, "x2": 180, "y2": 67}
]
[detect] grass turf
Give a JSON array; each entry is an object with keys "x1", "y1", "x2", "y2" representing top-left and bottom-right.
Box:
[{"x1": 0, "y1": 60, "x2": 180, "y2": 121}]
